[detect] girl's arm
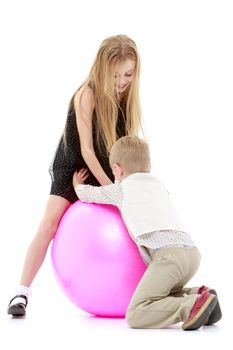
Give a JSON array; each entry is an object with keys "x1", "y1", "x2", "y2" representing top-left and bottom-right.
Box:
[{"x1": 74, "y1": 86, "x2": 112, "y2": 185}]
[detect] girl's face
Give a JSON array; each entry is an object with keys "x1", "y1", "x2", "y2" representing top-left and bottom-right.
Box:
[{"x1": 114, "y1": 59, "x2": 135, "y2": 97}]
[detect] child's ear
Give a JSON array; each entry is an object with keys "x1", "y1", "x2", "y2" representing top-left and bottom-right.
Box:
[{"x1": 112, "y1": 163, "x2": 123, "y2": 176}]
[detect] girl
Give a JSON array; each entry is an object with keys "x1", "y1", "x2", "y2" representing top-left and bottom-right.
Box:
[{"x1": 7, "y1": 34, "x2": 143, "y2": 316}]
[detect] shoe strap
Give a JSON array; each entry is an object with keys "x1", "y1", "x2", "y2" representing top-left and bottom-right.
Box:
[{"x1": 9, "y1": 294, "x2": 28, "y2": 306}]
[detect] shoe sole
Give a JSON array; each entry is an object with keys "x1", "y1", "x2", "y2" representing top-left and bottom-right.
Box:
[
  {"x1": 204, "y1": 289, "x2": 222, "y2": 325},
  {"x1": 183, "y1": 295, "x2": 218, "y2": 330},
  {"x1": 7, "y1": 305, "x2": 26, "y2": 317}
]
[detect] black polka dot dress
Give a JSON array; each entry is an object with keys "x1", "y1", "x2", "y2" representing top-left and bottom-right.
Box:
[{"x1": 49, "y1": 101, "x2": 127, "y2": 203}]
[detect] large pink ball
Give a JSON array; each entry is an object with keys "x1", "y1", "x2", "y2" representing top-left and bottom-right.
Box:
[{"x1": 51, "y1": 201, "x2": 146, "y2": 317}]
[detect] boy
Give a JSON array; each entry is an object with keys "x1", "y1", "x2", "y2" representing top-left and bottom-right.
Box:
[{"x1": 73, "y1": 136, "x2": 222, "y2": 330}]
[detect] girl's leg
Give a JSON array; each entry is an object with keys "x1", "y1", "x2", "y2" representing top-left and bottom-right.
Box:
[
  {"x1": 8, "y1": 195, "x2": 70, "y2": 315},
  {"x1": 19, "y1": 195, "x2": 70, "y2": 286}
]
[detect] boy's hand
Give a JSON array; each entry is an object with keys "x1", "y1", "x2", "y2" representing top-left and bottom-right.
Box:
[{"x1": 73, "y1": 168, "x2": 89, "y2": 188}]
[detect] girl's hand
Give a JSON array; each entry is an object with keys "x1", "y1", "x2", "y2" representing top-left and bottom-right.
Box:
[{"x1": 73, "y1": 168, "x2": 89, "y2": 188}]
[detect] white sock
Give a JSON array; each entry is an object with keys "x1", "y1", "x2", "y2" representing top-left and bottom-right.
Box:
[{"x1": 10, "y1": 285, "x2": 31, "y2": 306}]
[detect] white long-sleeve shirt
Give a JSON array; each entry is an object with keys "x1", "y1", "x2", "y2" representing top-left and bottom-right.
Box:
[{"x1": 75, "y1": 173, "x2": 195, "y2": 265}]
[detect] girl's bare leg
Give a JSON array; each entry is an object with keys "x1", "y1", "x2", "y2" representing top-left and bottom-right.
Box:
[
  {"x1": 8, "y1": 195, "x2": 71, "y2": 315},
  {"x1": 20, "y1": 195, "x2": 71, "y2": 286}
]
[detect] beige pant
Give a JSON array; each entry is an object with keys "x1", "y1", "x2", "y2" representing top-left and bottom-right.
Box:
[{"x1": 126, "y1": 246, "x2": 201, "y2": 329}]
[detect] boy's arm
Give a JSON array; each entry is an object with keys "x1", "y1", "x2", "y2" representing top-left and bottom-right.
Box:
[{"x1": 75, "y1": 182, "x2": 123, "y2": 207}]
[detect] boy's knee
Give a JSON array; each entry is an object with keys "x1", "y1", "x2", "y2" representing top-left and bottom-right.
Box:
[{"x1": 125, "y1": 308, "x2": 139, "y2": 328}]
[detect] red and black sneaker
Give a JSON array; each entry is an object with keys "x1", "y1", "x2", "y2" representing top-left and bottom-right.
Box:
[
  {"x1": 182, "y1": 291, "x2": 218, "y2": 330},
  {"x1": 198, "y1": 285, "x2": 222, "y2": 325}
]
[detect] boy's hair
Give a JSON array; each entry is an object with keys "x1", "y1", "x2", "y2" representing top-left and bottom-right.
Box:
[{"x1": 109, "y1": 136, "x2": 151, "y2": 174}]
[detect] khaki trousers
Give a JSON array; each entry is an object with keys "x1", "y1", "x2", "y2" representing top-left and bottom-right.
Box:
[{"x1": 126, "y1": 246, "x2": 201, "y2": 329}]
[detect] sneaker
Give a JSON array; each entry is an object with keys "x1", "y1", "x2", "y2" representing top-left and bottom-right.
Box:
[
  {"x1": 7, "y1": 294, "x2": 28, "y2": 317},
  {"x1": 198, "y1": 285, "x2": 222, "y2": 325},
  {"x1": 182, "y1": 291, "x2": 218, "y2": 330}
]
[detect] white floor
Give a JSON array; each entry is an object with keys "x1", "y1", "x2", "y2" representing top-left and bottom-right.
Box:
[
  {"x1": 1, "y1": 252, "x2": 229, "y2": 350},
  {"x1": 1, "y1": 299, "x2": 227, "y2": 350}
]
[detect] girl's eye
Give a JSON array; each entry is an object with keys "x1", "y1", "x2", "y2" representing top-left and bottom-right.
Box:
[{"x1": 125, "y1": 74, "x2": 133, "y2": 77}]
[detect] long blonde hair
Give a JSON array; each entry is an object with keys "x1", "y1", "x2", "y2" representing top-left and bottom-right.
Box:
[{"x1": 70, "y1": 34, "x2": 142, "y2": 152}]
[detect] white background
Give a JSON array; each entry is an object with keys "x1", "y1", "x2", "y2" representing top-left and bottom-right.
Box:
[{"x1": 0, "y1": 1, "x2": 232, "y2": 349}]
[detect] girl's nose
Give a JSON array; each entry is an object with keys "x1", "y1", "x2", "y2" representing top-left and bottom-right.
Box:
[
  {"x1": 117, "y1": 76, "x2": 127, "y2": 87},
  {"x1": 118, "y1": 79, "x2": 127, "y2": 89}
]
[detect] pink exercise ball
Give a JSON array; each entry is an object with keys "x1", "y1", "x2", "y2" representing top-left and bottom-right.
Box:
[{"x1": 51, "y1": 201, "x2": 146, "y2": 317}]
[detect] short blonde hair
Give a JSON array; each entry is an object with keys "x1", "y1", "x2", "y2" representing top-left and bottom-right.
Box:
[{"x1": 109, "y1": 136, "x2": 151, "y2": 174}]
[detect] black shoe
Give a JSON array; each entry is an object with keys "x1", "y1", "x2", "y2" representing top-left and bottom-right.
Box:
[{"x1": 7, "y1": 294, "x2": 28, "y2": 317}]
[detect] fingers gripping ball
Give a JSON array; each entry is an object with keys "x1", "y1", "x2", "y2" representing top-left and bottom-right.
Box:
[{"x1": 51, "y1": 201, "x2": 147, "y2": 317}]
